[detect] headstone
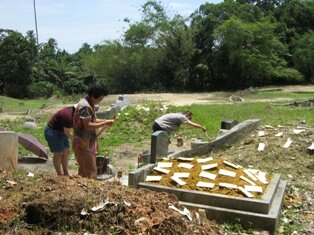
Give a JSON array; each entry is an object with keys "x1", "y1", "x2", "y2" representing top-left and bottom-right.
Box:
[
  {"x1": 0, "y1": 131, "x2": 18, "y2": 171},
  {"x1": 150, "y1": 131, "x2": 169, "y2": 163},
  {"x1": 221, "y1": 120, "x2": 238, "y2": 130},
  {"x1": 96, "y1": 95, "x2": 130, "y2": 119}
]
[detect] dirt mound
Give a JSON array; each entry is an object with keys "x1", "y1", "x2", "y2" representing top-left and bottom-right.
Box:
[{"x1": 0, "y1": 172, "x2": 223, "y2": 234}]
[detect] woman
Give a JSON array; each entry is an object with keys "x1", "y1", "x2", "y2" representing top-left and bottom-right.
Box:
[
  {"x1": 44, "y1": 106, "x2": 75, "y2": 176},
  {"x1": 72, "y1": 82, "x2": 115, "y2": 179}
]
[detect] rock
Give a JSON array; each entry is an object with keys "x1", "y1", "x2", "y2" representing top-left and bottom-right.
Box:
[{"x1": 23, "y1": 122, "x2": 37, "y2": 130}]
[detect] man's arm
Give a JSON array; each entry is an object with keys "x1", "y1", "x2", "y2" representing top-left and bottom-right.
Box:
[{"x1": 185, "y1": 120, "x2": 206, "y2": 131}]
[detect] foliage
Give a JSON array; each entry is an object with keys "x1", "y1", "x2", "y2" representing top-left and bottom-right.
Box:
[
  {"x1": 291, "y1": 32, "x2": 314, "y2": 83},
  {"x1": 0, "y1": 29, "x2": 37, "y2": 98},
  {"x1": 1, "y1": 0, "x2": 314, "y2": 98},
  {"x1": 27, "y1": 81, "x2": 55, "y2": 98}
]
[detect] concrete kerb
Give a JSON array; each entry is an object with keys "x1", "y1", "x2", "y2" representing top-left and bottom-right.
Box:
[
  {"x1": 181, "y1": 180, "x2": 287, "y2": 234},
  {"x1": 169, "y1": 119, "x2": 261, "y2": 158},
  {"x1": 128, "y1": 163, "x2": 155, "y2": 188}
]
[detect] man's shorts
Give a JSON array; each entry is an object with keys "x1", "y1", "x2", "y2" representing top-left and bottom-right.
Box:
[{"x1": 44, "y1": 125, "x2": 70, "y2": 153}]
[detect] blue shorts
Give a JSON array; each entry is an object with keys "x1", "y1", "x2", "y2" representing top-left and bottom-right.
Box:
[{"x1": 44, "y1": 125, "x2": 70, "y2": 153}]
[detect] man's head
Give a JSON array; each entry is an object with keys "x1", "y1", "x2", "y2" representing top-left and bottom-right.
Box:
[{"x1": 183, "y1": 111, "x2": 193, "y2": 120}]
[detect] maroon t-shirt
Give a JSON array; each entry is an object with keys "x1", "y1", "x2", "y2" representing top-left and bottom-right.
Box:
[{"x1": 48, "y1": 107, "x2": 74, "y2": 132}]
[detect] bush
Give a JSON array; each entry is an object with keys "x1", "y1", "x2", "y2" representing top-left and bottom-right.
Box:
[
  {"x1": 28, "y1": 81, "x2": 54, "y2": 98},
  {"x1": 64, "y1": 79, "x2": 87, "y2": 95}
]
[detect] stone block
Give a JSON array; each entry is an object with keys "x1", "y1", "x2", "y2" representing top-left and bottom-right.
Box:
[
  {"x1": 221, "y1": 120, "x2": 239, "y2": 130},
  {"x1": 0, "y1": 131, "x2": 18, "y2": 171},
  {"x1": 150, "y1": 131, "x2": 169, "y2": 163},
  {"x1": 128, "y1": 163, "x2": 155, "y2": 188}
]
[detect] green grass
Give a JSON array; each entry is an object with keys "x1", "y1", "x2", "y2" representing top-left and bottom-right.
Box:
[
  {"x1": 0, "y1": 96, "x2": 59, "y2": 112},
  {"x1": 248, "y1": 91, "x2": 314, "y2": 100},
  {"x1": 1, "y1": 93, "x2": 314, "y2": 156}
]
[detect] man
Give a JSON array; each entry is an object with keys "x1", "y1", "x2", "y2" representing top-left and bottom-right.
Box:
[
  {"x1": 44, "y1": 106, "x2": 75, "y2": 176},
  {"x1": 152, "y1": 111, "x2": 206, "y2": 133}
]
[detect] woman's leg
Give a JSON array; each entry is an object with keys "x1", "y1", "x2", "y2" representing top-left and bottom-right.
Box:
[
  {"x1": 84, "y1": 152, "x2": 97, "y2": 179},
  {"x1": 74, "y1": 149, "x2": 85, "y2": 177}
]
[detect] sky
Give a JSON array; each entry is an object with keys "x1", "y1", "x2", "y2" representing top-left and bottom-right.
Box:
[{"x1": 0, "y1": 0, "x2": 221, "y2": 53}]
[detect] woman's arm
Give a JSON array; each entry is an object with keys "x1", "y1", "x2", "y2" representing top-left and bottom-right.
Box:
[
  {"x1": 82, "y1": 119, "x2": 115, "y2": 131},
  {"x1": 64, "y1": 127, "x2": 74, "y2": 141}
]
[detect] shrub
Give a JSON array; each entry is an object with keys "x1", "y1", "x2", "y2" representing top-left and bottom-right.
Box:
[{"x1": 28, "y1": 81, "x2": 54, "y2": 98}]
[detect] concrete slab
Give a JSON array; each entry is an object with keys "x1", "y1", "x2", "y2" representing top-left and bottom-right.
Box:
[{"x1": 137, "y1": 173, "x2": 280, "y2": 214}]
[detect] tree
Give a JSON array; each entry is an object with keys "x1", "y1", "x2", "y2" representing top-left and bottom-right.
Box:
[
  {"x1": 0, "y1": 29, "x2": 37, "y2": 98},
  {"x1": 212, "y1": 17, "x2": 303, "y2": 89},
  {"x1": 292, "y1": 32, "x2": 314, "y2": 83}
]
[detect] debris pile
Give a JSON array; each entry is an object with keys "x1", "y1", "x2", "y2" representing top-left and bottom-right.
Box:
[{"x1": 0, "y1": 171, "x2": 223, "y2": 234}]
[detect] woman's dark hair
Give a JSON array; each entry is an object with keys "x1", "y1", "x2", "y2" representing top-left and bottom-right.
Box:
[{"x1": 87, "y1": 82, "x2": 108, "y2": 99}]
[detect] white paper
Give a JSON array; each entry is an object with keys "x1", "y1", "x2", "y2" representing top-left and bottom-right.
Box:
[
  {"x1": 178, "y1": 163, "x2": 194, "y2": 169},
  {"x1": 178, "y1": 157, "x2": 194, "y2": 161},
  {"x1": 170, "y1": 176, "x2": 186, "y2": 186},
  {"x1": 240, "y1": 176, "x2": 256, "y2": 186},
  {"x1": 145, "y1": 175, "x2": 162, "y2": 182},
  {"x1": 275, "y1": 132, "x2": 283, "y2": 137},
  {"x1": 244, "y1": 185, "x2": 263, "y2": 193},
  {"x1": 201, "y1": 163, "x2": 218, "y2": 170},
  {"x1": 223, "y1": 160, "x2": 239, "y2": 169},
  {"x1": 283, "y1": 138, "x2": 292, "y2": 148},
  {"x1": 293, "y1": 129, "x2": 305, "y2": 134},
  {"x1": 238, "y1": 186, "x2": 254, "y2": 198},
  {"x1": 258, "y1": 143, "x2": 265, "y2": 152},
  {"x1": 243, "y1": 169, "x2": 258, "y2": 181},
  {"x1": 199, "y1": 171, "x2": 217, "y2": 180},
  {"x1": 169, "y1": 204, "x2": 192, "y2": 221},
  {"x1": 219, "y1": 169, "x2": 236, "y2": 177},
  {"x1": 196, "y1": 181, "x2": 215, "y2": 188},
  {"x1": 153, "y1": 167, "x2": 170, "y2": 174},
  {"x1": 197, "y1": 157, "x2": 213, "y2": 163},
  {"x1": 157, "y1": 162, "x2": 173, "y2": 168},
  {"x1": 248, "y1": 169, "x2": 269, "y2": 184},
  {"x1": 258, "y1": 131, "x2": 266, "y2": 137},
  {"x1": 218, "y1": 182, "x2": 238, "y2": 189},
  {"x1": 308, "y1": 143, "x2": 314, "y2": 150},
  {"x1": 264, "y1": 125, "x2": 274, "y2": 129},
  {"x1": 173, "y1": 172, "x2": 190, "y2": 178}
]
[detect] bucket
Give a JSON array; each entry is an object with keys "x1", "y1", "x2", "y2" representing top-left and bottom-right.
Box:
[{"x1": 96, "y1": 156, "x2": 109, "y2": 175}]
